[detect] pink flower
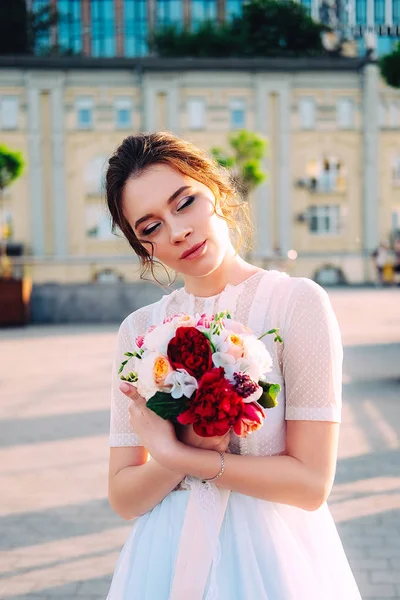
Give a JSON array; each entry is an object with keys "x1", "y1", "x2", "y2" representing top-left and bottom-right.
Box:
[
  {"x1": 224, "y1": 332, "x2": 245, "y2": 360},
  {"x1": 196, "y1": 313, "x2": 214, "y2": 329},
  {"x1": 163, "y1": 314, "x2": 183, "y2": 324},
  {"x1": 233, "y1": 402, "x2": 265, "y2": 437},
  {"x1": 135, "y1": 335, "x2": 145, "y2": 349}
]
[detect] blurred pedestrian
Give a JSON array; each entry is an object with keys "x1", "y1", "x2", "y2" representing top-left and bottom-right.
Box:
[{"x1": 372, "y1": 242, "x2": 390, "y2": 286}]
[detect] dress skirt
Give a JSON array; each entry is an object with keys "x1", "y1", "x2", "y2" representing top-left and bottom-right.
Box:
[{"x1": 106, "y1": 486, "x2": 361, "y2": 600}]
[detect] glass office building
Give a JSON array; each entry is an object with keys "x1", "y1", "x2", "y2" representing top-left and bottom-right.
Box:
[{"x1": 29, "y1": 0, "x2": 400, "y2": 57}]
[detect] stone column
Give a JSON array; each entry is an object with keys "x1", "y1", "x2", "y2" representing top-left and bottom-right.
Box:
[
  {"x1": 26, "y1": 76, "x2": 45, "y2": 256},
  {"x1": 362, "y1": 62, "x2": 379, "y2": 273},
  {"x1": 167, "y1": 78, "x2": 180, "y2": 134},
  {"x1": 142, "y1": 76, "x2": 156, "y2": 132},
  {"x1": 51, "y1": 76, "x2": 68, "y2": 257},
  {"x1": 277, "y1": 81, "x2": 291, "y2": 256},
  {"x1": 254, "y1": 75, "x2": 272, "y2": 261}
]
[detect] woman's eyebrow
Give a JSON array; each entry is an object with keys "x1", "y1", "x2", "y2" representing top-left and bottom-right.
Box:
[{"x1": 134, "y1": 185, "x2": 192, "y2": 230}]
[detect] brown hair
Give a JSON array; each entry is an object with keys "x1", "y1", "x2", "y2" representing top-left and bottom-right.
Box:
[{"x1": 105, "y1": 131, "x2": 250, "y2": 284}]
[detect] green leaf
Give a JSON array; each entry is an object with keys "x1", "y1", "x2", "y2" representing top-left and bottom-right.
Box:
[
  {"x1": 146, "y1": 392, "x2": 188, "y2": 421},
  {"x1": 118, "y1": 359, "x2": 128, "y2": 374},
  {"x1": 258, "y1": 382, "x2": 280, "y2": 409},
  {"x1": 124, "y1": 352, "x2": 135, "y2": 357}
]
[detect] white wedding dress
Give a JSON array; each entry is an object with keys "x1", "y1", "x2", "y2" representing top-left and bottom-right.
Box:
[{"x1": 107, "y1": 269, "x2": 361, "y2": 599}]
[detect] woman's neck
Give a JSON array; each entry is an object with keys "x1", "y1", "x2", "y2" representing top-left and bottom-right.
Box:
[{"x1": 183, "y1": 254, "x2": 262, "y2": 298}]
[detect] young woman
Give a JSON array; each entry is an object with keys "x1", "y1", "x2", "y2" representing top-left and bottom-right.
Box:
[{"x1": 105, "y1": 132, "x2": 361, "y2": 599}]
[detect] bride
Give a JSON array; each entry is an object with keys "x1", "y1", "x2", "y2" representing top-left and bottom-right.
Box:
[{"x1": 105, "y1": 131, "x2": 361, "y2": 599}]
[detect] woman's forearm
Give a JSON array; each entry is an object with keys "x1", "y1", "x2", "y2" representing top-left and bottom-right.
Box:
[
  {"x1": 109, "y1": 458, "x2": 185, "y2": 520},
  {"x1": 164, "y1": 443, "x2": 329, "y2": 511}
]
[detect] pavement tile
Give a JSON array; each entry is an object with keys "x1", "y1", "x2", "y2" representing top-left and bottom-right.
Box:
[{"x1": 0, "y1": 289, "x2": 399, "y2": 599}]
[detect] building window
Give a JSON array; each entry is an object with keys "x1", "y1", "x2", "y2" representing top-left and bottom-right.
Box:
[
  {"x1": 85, "y1": 203, "x2": 114, "y2": 240},
  {"x1": 188, "y1": 98, "x2": 206, "y2": 129},
  {"x1": 230, "y1": 99, "x2": 246, "y2": 129},
  {"x1": 115, "y1": 97, "x2": 133, "y2": 129},
  {"x1": 76, "y1": 97, "x2": 93, "y2": 129},
  {"x1": 308, "y1": 205, "x2": 341, "y2": 235},
  {"x1": 379, "y1": 102, "x2": 386, "y2": 127},
  {"x1": 84, "y1": 155, "x2": 108, "y2": 197},
  {"x1": 124, "y1": 0, "x2": 148, "y2": 57},
  {"x1": 355, "y1": 0, "x2": 367, "y2": 23},
  {"x1": 156, "y1": 0, "x2": 184, "y2": 27},
  {"x1": 374, "y1": 0, "x2": 386, "y2": 23},
  {"x1": 191, "y1": 0, "x2": 218, "y2": 30},
  {"x1": 300, "y1": 0, "x2": 312, "y2": 15},
  {"x1": 393, "y1": 0, "x2": 400, "y2": 23},
  {"x1": 392, "y1": 156, "x2": 400, "y2": 186},
  {"x1": 299, "y1": 97, "x2": 316, "y2": 130},
  {"x1": 388, "y1": 102, "x2": 399, "y2": 128},
  {"x1": 303, "y1": 157, "x2": 347, "y2": 193},
  {"x1": 0, "y1": 97, "x2": 18, "y2": 130},
  {"x1": 337, "y1": 98, "x2": 355, "y2": 129},
  {"x1": 91, "y1": 0, "x2": 115, "y2": 57},
  {"x1": 57, "y1": 0, "x2": 82, "y2": 54},
  {"x1": 377, "y1": 36, "x2": 396, "y2": 57},
  {"x1": 226, "y1": 0, "x2": 243, "y2": 19},
  {"x1": 32, "y1": 0, "x2": 52, "y2": 55}
]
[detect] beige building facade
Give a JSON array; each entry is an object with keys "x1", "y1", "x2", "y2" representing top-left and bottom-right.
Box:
[{"x1": 0, "y1": 56, "x2": 399, "y2": 284}]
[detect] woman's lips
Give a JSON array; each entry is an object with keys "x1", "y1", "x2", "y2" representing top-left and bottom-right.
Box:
[{"x1": 180, "y1": 241, "x2": 207, "y2": 260}]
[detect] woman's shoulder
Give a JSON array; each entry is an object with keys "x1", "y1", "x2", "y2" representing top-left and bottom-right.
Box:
[
  {"x1": 262, "y1": 270, "x2": 327, "y2": 298},
  {"x1": 118, "y1": 295, "x2": 168, "y2": 338}
]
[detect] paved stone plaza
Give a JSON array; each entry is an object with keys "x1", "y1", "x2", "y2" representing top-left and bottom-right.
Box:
[{"x1": 0, "y1": 287, "x2": 399, "y2": 600}]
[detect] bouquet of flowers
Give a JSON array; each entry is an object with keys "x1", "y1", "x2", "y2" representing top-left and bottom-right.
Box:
[{"x1": 119, "y1": 311, "x2": 282, "y2": 438}]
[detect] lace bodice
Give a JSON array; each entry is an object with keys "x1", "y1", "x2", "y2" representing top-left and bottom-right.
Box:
[{"x1": 109, "y1": 270, "x2": 343, "y2": 456}]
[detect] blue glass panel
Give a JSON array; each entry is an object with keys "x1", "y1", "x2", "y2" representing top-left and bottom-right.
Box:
[
  {"x1": 116, "y1": 108, "x2": 132, "y2": 127},
  {"x1": 377, "y1": 36, "x2": 396, "y2": 55},
  {"x1": 32, "y1": 0, "x2": 51, "y2": 55},
  {"x1": 91, "y1": 0, "x2": 116, "y2": 57},
  {"x1": 124, "y1": 0, "x2": 148, "y2": 57},
  {"x1": 356, "y1": 0, "x2": 367, "y2": 24},
  {"x1": 58, "y1": 0, "x2": 82, "y2": 54},
  {"x1": 231, "y1": 109, "x2": 245, "y2": 128},
  {"x1": 226, "y1": 0, "x2": 243, "y2": 19},
  {"x1": 393, "y1": 0, "x2": 400, "y2": 22},
  {"x1": 156, "y1": 0, "x2": 183, "y2": 27},
  {"x1": 191, "y1": 0, "x2": 218, "y2": 30},
  {"x1": 374, "y1": 0, "x2": 385, "y2": 23},
  {"x1": 300, "y1": 0, "x2": 312, "y2": 15},
  {"x1": 78, "y1": 108, "x2": 92, "y2": 127}
]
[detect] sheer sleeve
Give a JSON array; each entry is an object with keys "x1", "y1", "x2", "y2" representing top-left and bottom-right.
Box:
[
  {"x1": 109, "y1": 317, "x2": 141, "y2": 447},
  {"x1": 282, "y1": 277, "x2": 343, "y2": 423}
]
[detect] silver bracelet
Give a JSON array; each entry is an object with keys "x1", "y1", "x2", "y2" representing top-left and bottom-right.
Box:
[{"x1": 202, "y1": 451, "x2": 225, "y2": 483}]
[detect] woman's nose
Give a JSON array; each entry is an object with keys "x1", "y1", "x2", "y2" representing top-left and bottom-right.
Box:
[{"x1": 170, "y1": 225, "x2": 192, "y2": 244}]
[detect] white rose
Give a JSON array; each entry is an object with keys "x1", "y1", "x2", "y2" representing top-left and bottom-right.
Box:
[
  {"x1": 242, "y1": 336, "x2": 273, "y2": 377},
  {"x1": 164, "y1": 368, "x2": 198, "y2": 399},
  {"x1": 144, "y1": 322, "x2": 176, "y2": 355},
  {"x1": 135, "y1": 352, "x2": 159, "y2": 400}
]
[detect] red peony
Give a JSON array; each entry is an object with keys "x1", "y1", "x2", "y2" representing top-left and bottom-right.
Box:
[
  {"x1": 167, "y1": 326, "x2": 212, "y2": 380},
  {"x1": 177, "y1": 368, "x2": 244, "y2": 437},
  {"x1": 233, "y1": 402, "x2": 265, "y2": 437}
]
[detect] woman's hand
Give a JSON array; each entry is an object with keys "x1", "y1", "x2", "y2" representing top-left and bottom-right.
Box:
[
  {"x1": 120, "y1": 382, "x2": 179, "y2": 465},
  {"x1": 176, "y1": 423, "x2": 231, "y2": 453}
]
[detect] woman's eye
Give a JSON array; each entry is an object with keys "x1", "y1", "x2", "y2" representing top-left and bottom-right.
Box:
[
  {"x1": 177, "y1": 195, "x2": 195, "y2": 211},
  {"x1": 142, "y1": 223, "x2": 160, "y2": 236}
]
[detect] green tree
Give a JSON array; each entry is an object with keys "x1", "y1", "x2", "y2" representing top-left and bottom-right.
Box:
[
  {"x1": 151, "y1": 0, "x2": 327, "y2": 58},
  {"x1": 0, "y1": 145, "x2": 25, "y2": 275},
  {"x1": 211, "y1": 130, "x2": 267, "y2": 201},
  {"x1": 379, "y1": 41, "x2": 400, "y2": 88}
]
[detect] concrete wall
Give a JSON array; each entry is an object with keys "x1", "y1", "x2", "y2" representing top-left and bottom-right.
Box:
[{"x1": 29, "y1": 281, "x2": 171, "y2": 324}]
